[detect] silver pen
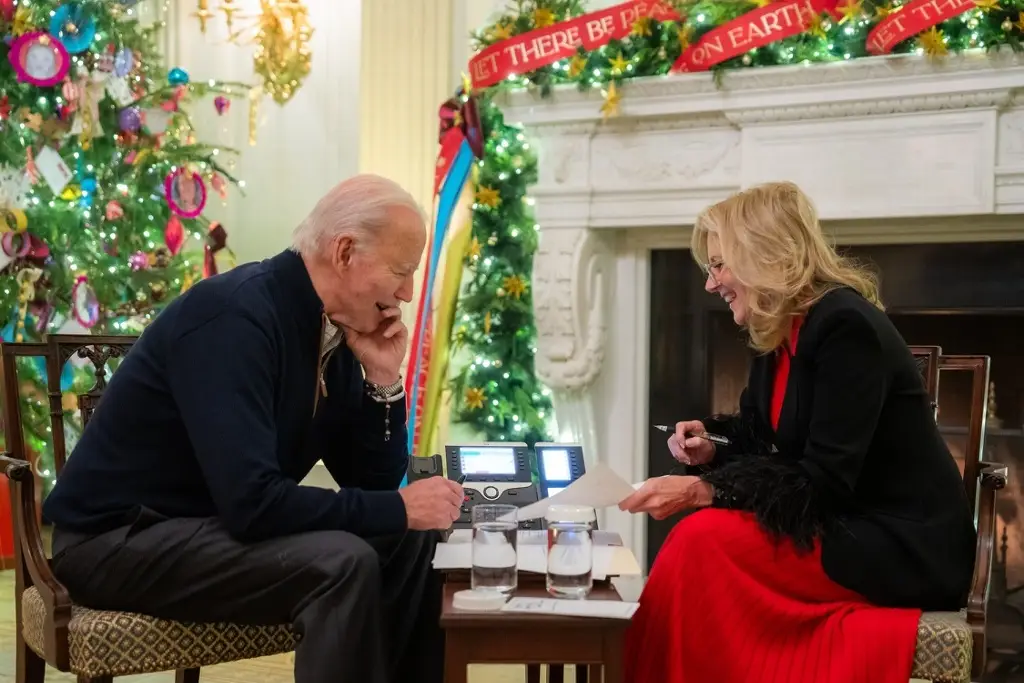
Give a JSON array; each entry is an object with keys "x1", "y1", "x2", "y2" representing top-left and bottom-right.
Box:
[{"x1": 653, "y1": 424, "x2": 731, "y2": 447}]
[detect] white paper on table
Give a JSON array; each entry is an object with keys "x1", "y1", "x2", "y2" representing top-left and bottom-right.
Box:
[
  {"x1": 508, "y1": 463, "x2": 642, "y2": 521},
  {"x1": 501, "y1": 597, "x2": 640, "y2": 620}
]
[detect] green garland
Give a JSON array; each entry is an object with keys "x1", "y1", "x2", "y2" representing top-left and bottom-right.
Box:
[
  {"x1": 445, "y1": 0, "x2": 1023, "y2": 448},
  {"x1": 447, "y1": 93, "x2": 554, "y2": 446},
  {"x1": 0, "y1": 1, "x2": 251, "y2": 493}
]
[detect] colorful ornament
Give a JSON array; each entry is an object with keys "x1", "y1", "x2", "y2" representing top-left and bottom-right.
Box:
[
  {"x1": 118, "y1": 106, "x2": 141, "y2": 132},
  {"x1": 94, "y1": 43, "x2": 114, "y2": 72},
  {"x1": 475, "y1": 185, "x2": 501, "y2": 208},
  {"x1": 105, "y1": 200, "x2": 123, "y2": 220},
  {"x1": 114, "y1": 47, "x2": 134, "y2": 77},
  {"x1": 50, "y1": 3, "x2": 97, "y2": 55},
  {"x1": 128, "y1": 251, "x2": 148, "y2": 270},
  {"x1": 8, "y1": 32, "x2": 70, "y2": 87},
  {"x1": 601, "y1": 82, "x2": 621, "y2": 119},
  {"x1": 502, "y1": 274, "x2": 527, "y2": 299},
  {"x1": 71, "y1": 274, "x2": 99, "y2": 328},
  {"x1": 150, "y1": 245, "x2": 171, "y2": 268},
  {"x1": 465, "y1": 387, "x2": 485, "y2": 410},
  {"x1": 214, "y1": 95, "x2": 230, "y2": 115},
  {"x1": 210, "y1": 173, "x2": 228, "y2": 199},
  {"x1": 164, "y1": 167, "x2": 207, "y2": 218},
  {"x1": 164, "y1": 216, "x2": 184, "y2": 255},
  {"x1": 168, "y1": 67, "x2": 190, "y2": 85}
]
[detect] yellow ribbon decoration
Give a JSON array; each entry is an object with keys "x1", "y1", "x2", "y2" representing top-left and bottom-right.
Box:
[
  {"x1": 14, "y1": 267, "x2": 41, "y2": 342},
  {"x1": 0, "y1": 209, "x2": 28, "y2": 233},
  {"x1": 248, "y1": 85, "x2": 262, "y2": 146}
]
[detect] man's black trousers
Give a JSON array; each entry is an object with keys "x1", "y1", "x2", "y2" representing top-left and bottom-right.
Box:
[{"x1": 51, "y1": 512, "x2": 444, "y2": 683}]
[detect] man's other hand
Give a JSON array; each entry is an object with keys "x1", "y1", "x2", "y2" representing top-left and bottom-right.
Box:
[{"x1": 398, "y1": 476, "x2": 463, "y2": 530}]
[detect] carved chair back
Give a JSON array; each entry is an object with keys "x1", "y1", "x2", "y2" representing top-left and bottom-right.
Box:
[
  {"x1": 908, "y1": 345, "x2": 989, "y2": 517},
  {"x1": 0, "y1": 334, "x2": 137, "y2": 676},
  {"x1": 2, "y1": 334, "x2": 135, "y2": 478}
]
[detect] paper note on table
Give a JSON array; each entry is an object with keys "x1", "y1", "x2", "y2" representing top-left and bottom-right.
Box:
[
  {"x1": 501, "y1": 597, "x2": 640, "y2": 620},
  {"x1": 511, "y1": 463, "x2": 640, "y2": 521}
]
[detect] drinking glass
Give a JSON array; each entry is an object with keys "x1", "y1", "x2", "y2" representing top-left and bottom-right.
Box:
[
  {"x1": 471, "y1": 504, "x2": 518, "y2": 594},
  {"x1": 545, "y1": 504, "x2": 595, "y2": 599}
]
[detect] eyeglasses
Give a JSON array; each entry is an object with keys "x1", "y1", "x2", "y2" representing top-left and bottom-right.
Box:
[{"x1": 700, "y1": 260, "x2": 725, "y2": 284}]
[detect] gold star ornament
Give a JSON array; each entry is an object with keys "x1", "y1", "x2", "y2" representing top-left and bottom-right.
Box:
[
  {"x1": 609, "y1": 51, "x2": 630, "y2": 74},
  {"x1": 601, "y1": 82, "x2": 621, "y2": 119},
  {"x1": 533, "y1": 8, "x2": 556, "y2": 27},
  {"x1": 837, "y1": 0, "x2": 864, "y2": 23},
  {"x1": 490, "y1": 22, "x2": 513, "y2": 41},
  {"x1": 632, "y1": 17, "x2": 652, "y2": 37},
  {"x1": 568, "y1": 54, "x2": 587, "y2": 78},
  {"x1": 465, "y1": 387, "x2": 485, "y2": 410},
  {"x1": 475, "y1": 185, "x2": 501, "y2": 208},
  {"x1": 502, "y1": 274, "x2": 527, "y2": 299},
  {"x1": 973, "y1": 0, "x2": 1000, "y2": 11},
  {"x1": 466, "y1": 236, "x2": 481, "y2": 260},
  {"x1": 918, "y1": 26, "x2": 947, "y2": 55}
]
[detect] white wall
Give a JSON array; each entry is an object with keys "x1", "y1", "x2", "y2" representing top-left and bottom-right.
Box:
[{"x1": 153, "y1": 0, "x2": 363, "y2": 264}]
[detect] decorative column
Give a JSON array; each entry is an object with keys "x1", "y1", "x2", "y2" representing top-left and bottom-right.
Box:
[
  {"x1": 528, "y1": 125, "x2": 612, "y2": 466},
  {"x1": 359, "y1": 0, "x2": 454, "y2": 212}
]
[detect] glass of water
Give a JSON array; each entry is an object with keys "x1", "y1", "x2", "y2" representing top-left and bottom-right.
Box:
[
  {"x1": 471, "y1": 504, "x2": 518, "y2": 594},
  {"x1": 545, "y1": 504, "x2": 595, "y2": 599}
]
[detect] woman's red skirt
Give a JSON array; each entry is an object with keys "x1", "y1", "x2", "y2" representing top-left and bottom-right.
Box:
[{"x1": 624, "y1": 508, "x2": 921, "y2": 683}]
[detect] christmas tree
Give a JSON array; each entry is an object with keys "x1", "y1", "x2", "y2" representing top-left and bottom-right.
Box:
[
  {"x1": 0, "y1": 0, "x2": 250, "y2": 493},
  {"x1": 446, "y1": 95, "x2": 555, "y2": 447}
]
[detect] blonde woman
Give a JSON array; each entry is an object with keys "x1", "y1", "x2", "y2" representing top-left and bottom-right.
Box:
[{"x1": 619, "y1": 182, "x2": 975, "y2": 683}]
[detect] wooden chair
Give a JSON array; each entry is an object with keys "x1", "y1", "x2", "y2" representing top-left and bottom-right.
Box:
[
  {"x1": 907, "y1": 347, "x2": 1007, "y2": 683},
  {"x1": 0, "y1": 335, "x2": 296, "y2": 683}
]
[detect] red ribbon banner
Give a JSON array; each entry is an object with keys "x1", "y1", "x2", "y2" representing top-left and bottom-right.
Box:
[
  {"x1": 672, "y1": 0, "x2": 840, "y2": 73},
  {"x1": 469, "y1": 0, "x2": 680, "y2": 89},
  {"x1": 866, "y1": 0, "x2": 976, "y2": 55}
]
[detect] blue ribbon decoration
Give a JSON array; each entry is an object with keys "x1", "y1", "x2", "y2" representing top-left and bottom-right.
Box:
[{"x1": 401, "y1": 137, "x2": 475, "y2": 487}]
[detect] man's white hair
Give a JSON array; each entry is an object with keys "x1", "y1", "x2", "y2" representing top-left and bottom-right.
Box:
[{"x1": 291, "y1": 174, "x2": 426, "y2": 255}]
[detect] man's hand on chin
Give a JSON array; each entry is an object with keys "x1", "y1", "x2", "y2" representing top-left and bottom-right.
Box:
[{"x1": 343, "y1": 308, "x2": 407, "y2": 385}]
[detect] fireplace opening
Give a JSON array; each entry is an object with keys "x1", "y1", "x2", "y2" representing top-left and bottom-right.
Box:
[{"x1": 649, "y1": 240, "x2": 1024, "y2": 679}]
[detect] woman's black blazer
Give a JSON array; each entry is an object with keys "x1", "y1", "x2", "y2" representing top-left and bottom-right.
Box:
[{"x1": 699, "y1": 287, "x2": 976, "y2": 610}]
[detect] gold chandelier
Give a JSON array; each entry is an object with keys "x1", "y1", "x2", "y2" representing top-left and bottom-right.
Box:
[{"x1": 193, "y1": 0, "x2": 313, "y2": 106}]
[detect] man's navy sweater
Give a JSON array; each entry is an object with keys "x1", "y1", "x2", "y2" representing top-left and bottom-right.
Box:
[{"x1": 43, "y1": 249, "x2": 409, "y2": 542}]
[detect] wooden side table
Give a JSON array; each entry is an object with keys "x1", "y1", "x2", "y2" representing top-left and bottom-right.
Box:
[{"x1": 440, "y1": 582, "x2": 629, "y2": 683}]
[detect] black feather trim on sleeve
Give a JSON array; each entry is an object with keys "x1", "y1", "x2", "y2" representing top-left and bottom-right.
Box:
[{"x1": 700, "y1": 456, "x2": 832, "y2": 553}]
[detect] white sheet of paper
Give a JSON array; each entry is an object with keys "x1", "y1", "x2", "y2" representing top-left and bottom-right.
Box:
[
  {"x1": 34, "y1": 147, "x2": 72, "y2": 195},
  {"x1": 510, "y1": 463, "x2": 639, "y2": 521},
  {"x1": 501, "y1": 597, "x2": 640, "y2": 620}
]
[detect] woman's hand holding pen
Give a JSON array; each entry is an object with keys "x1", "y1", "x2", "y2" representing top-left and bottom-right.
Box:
[{"x1": 668, "y1": 420, "x2": 717, "y2": 466}]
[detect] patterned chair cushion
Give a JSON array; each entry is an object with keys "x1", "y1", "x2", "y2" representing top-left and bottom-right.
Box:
[
  {"x1": 911, "y1": 610, "x2": 973, "y2": 683},
  {"x1": 22, "y1": 586, "x2": 297, "y2": 678}
]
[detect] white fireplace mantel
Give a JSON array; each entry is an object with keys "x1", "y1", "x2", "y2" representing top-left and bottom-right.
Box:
[{"x1": 497, "y1": 51, "x2": 1024, "y2": 568}]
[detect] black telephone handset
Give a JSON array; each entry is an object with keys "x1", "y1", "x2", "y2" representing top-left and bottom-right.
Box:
[{"x1": 406, "y1": 453, "x2": 443, "y2": 484}]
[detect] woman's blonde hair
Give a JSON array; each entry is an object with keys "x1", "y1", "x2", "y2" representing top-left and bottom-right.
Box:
[{"x1": 691, "y1": 181, "x2": 882, "y2": 353}]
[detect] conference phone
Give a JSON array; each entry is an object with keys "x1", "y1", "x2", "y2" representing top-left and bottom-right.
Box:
[{"x1": 406, "y1": 442, "x2": 587, "y2": 530}]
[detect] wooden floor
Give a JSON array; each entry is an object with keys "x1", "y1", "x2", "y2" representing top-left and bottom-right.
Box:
[{"x1": 0, "y1": 570, "x2": 577, "y2": 683}]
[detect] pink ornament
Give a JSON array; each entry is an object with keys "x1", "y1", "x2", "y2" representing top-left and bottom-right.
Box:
[
  {"x1": 214, "y1": 96, "x2": 230, "y2": 115},
  {"x1": 164, "y1": 216, "x2": 184, "y2": 255},
  {"x1": 128, "y1": 251, "x2": 149, "y2": 271},
  {"x1": 105, "y1": 200, "x2": 123, "y2": 220},
  {"x1": 124, "y1": 150, "x2": 137, "y2": 165},
  {"x1": 211, "y1": 173, "x2": 227, "y2": 199}
]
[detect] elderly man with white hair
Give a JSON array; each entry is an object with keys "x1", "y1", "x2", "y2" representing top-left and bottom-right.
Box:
[{"x1": 43, "y1": 174, "x2": 461, "y2": 683}]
